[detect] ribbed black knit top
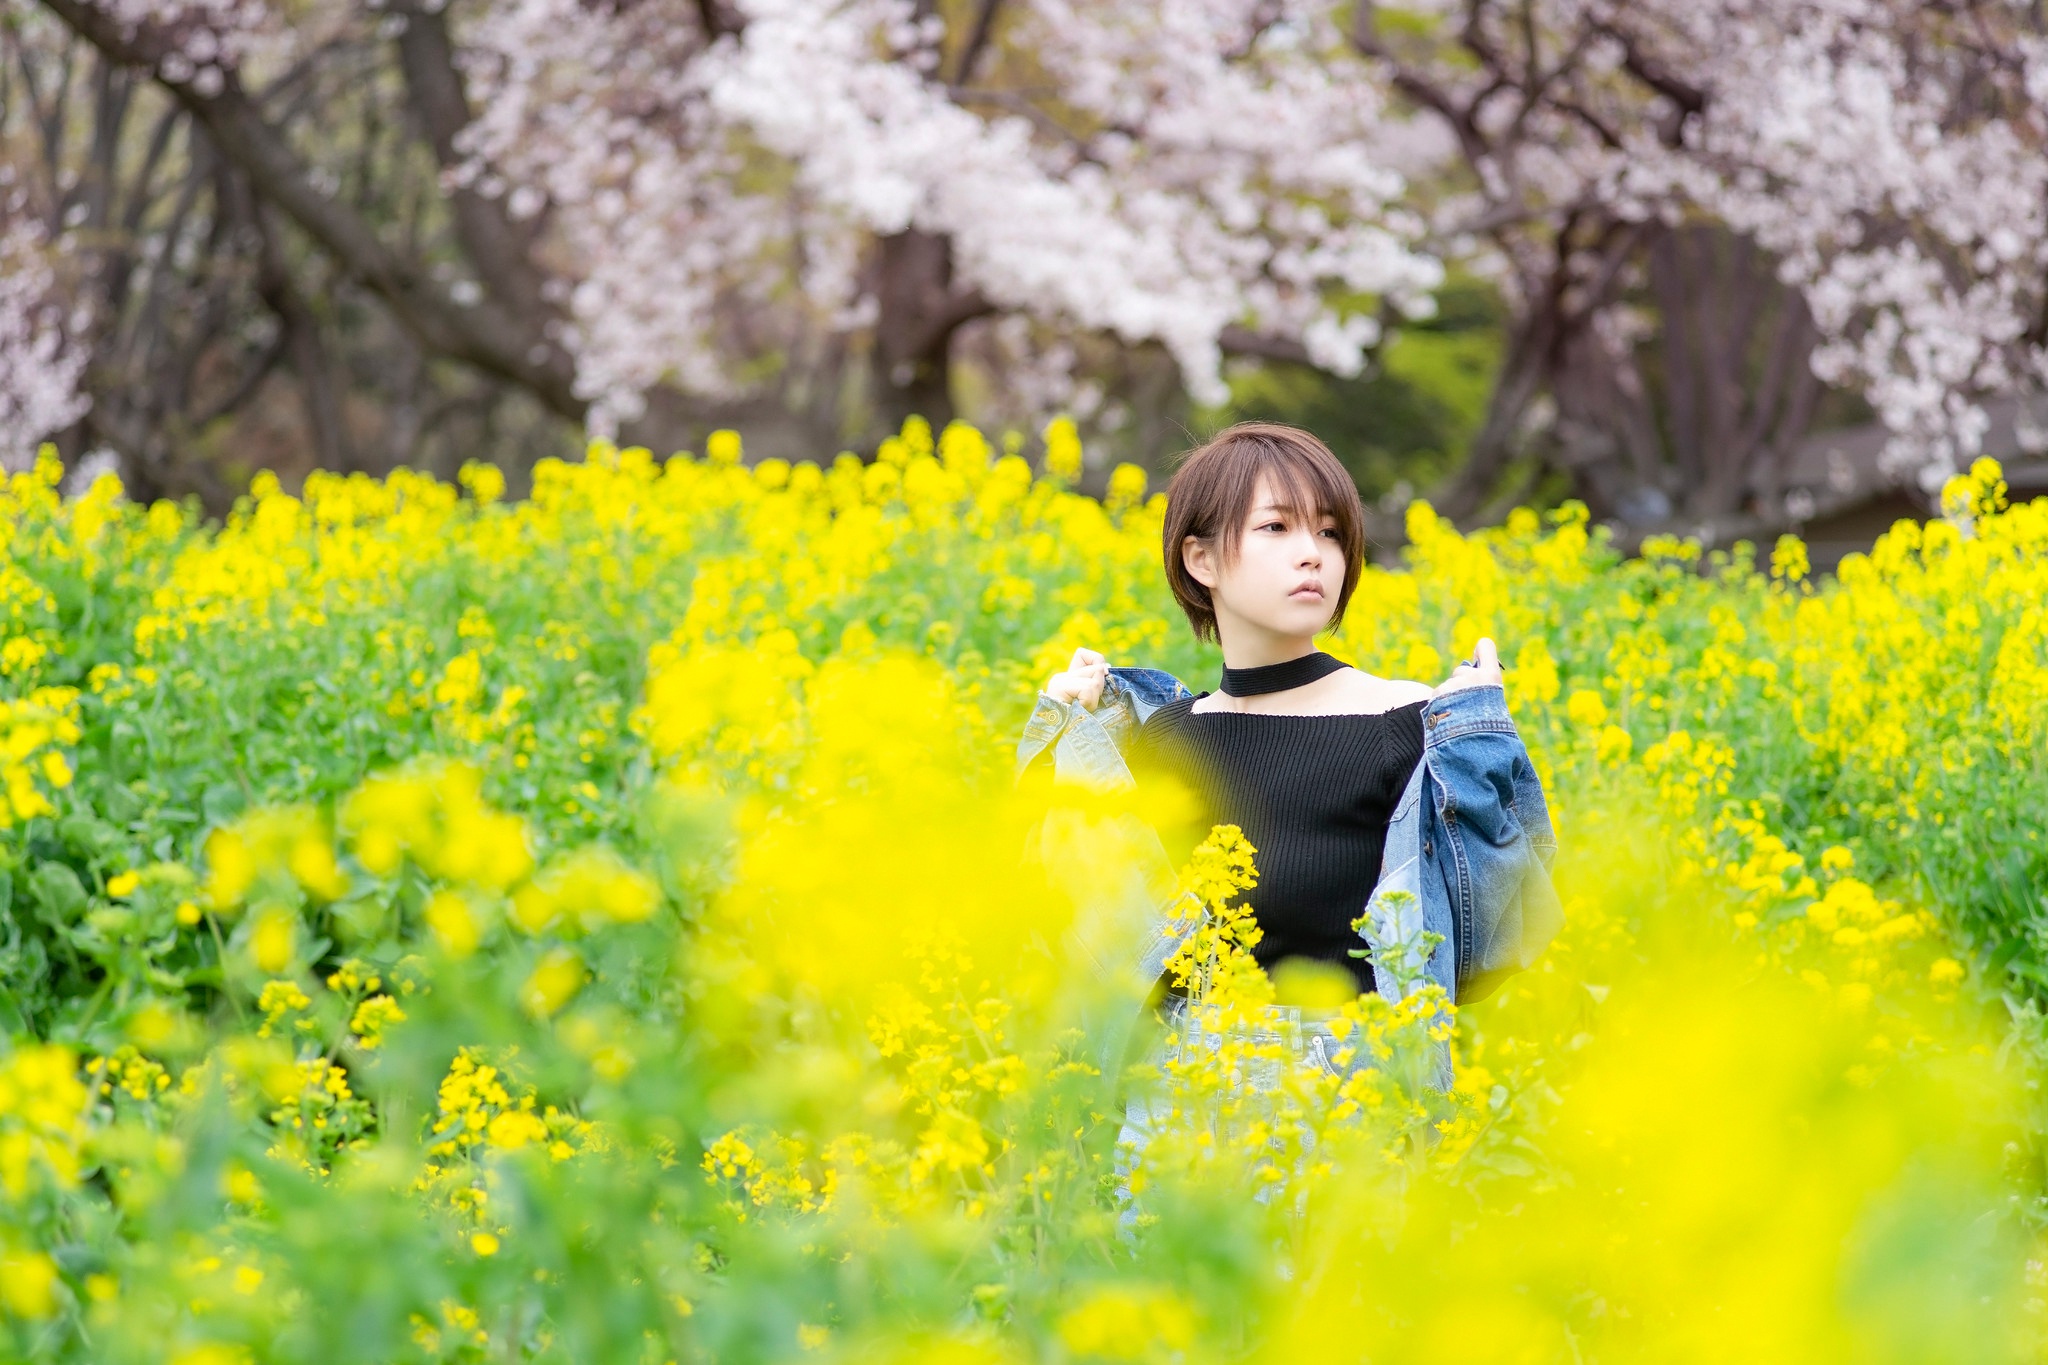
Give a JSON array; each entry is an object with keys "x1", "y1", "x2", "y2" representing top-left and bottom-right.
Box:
[{"x1": 1130, "y1": 693, "x2": 1428, "y2": 996}]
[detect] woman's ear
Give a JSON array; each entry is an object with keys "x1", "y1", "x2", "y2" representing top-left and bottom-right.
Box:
[{"x1": 1182, "y1": 534, "x2": 1217, "y2": 589}]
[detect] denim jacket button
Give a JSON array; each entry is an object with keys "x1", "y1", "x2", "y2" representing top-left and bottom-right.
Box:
[{"x1": 1423, "y1": 839, "x2": 1432, "y2": 856}]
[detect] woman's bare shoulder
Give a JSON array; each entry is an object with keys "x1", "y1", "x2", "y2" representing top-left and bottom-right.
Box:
[
  {"x1": 1382, "y1": 677, "x2": 1437, "y2": 704},
  {"x1": 1334, "y1": 669, "x2": 1434, "y2": 712},
  {"x1": 1368, "y1": 679, "x2": 1433, "y2": 712}
]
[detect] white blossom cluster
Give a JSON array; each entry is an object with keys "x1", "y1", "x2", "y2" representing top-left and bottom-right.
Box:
[
  {"x1": 79, "y1": 0, "x2": 283, "y2": 96},
  {"x1": 0, "y1": 207, "x2": 90, "y2": 471},
  {"x1": 1350, "y1": 0, "x2": 2048, "y2": 486},
  {"x1": 450, "y1": 0, "x2": 759, "y2": 429},
  {"x1": 453, "y1": 0, "x2": 1444, "y2": 425},
  {"x1": 19, "y1": 0, "x2": 2048, "y2": 486},
  {"x1": 1611, "y1": 0, "x2": 2048, "y2": 484}
]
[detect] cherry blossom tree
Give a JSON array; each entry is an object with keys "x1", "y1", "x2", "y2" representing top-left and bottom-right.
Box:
[
  {"x1": 20, "y1": 0, "x2": 2048, "y2": 532},
  {"x1": 443, "y1": 0, "x2": 1460, "y2": 437},
  {"x1": 1354, "y1": 0, "x2": 2048, "y2": 540},
  {"x1": 33, "y1": 0, "x2": 1446, "y2": 459},
  {"x1": 10, "y1": 2, "x2": 588, "y2": 501},
  {"x1": 1622, "y1": 1, "x2": 2048, "y2": 492},
  {"x1": 1352, "y1": 0, "x2": 1823, "y2": 535}
]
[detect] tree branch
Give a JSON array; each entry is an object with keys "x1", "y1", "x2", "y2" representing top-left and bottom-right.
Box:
[
  {"x1": 39, "y1": 0, "x2": 587, "y2": 422},
  {"x1": 388, "y1": 1, "x2": 557, "y2": 347},
  {"x1": 953, "y1": 0, "x2": 1005, "y2": 85},
  {"x1": 693, "y1": 0, "x2": 743, "y2": 40},
  {"x1": 190, "y1": 330, "x2": 286, "y2": 429},
  {"x1": 247, "y1": 187, "x2": 357, "y2": 473},
  {"x1": 1218, "y1": 325, "x2": 1313, "y2": 366},
  {"x1": 1598, "y1": 20, "x2": 1708, "y2": 146},
  {"x1": 1350, "y1": 9, "x2": 1489, "y2": 167}
]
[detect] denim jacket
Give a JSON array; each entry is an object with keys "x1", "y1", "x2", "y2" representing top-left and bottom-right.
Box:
[{"x1": 1014, "y1": 666, "x2": 1563, "y2": 1019}]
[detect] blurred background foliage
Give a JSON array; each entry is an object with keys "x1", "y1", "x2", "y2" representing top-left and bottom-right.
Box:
[{"x1": 1205, "y1": 276, "x2": 1507, "y2": 546}]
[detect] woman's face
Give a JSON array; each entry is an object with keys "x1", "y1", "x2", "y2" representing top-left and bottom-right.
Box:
[{"x1": 1184, "y1": 472, "x2": 1345, "y2": 640}]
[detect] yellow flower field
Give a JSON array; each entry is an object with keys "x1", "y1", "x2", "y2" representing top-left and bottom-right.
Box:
[{"x1": 0, "y1": 420, "x2": 2043, "y2": 1362}]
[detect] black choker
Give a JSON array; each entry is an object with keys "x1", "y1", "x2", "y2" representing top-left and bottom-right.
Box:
[{"x1": 1218, "y1": 650, "x2": 1350, "y2": 697}]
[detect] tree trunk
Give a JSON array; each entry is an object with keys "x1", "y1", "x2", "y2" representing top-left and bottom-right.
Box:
[
  {"x1": 1549, "y1": 324, "x2": 1669, "y2": 525},
  {"x1": 868, "y1": 228, "x2": 989, "y2": 439},
  {"x1": 1427, "y1": 305, "x2": 1558, "y2": 522},
  {"x1": 1648, "y1": 225, "x2": 1826, "y2": 522},
  {"x1": 248, "y1": 194, "x2": 358, "y2": 474}
]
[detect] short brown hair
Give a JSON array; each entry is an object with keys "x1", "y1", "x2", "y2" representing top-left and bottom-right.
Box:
[{"x1": 1160, "y1": 422, "x2": 1365, "y2": 644}]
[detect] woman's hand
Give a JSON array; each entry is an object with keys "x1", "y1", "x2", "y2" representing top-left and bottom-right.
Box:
[
  {"x1": 1045, "y1": 647, "x2": 1108, "y2": 710},
  {"x1": 1433, "y1": 636, "x2": 1503, "y2": 699}
]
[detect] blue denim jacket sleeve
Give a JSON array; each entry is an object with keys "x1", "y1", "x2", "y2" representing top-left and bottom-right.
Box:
[
  {"x1": 1013, "y1": 667, "x2": 1190, "y2": 788},
  {"x1": 1413, "y1": 682, "x2": 1563, "y2": 1003}
]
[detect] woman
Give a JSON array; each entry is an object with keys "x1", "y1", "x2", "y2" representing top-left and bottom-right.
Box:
[{"x1": 1015, "y1": 422, "x2": 1562, "y2": 1091}]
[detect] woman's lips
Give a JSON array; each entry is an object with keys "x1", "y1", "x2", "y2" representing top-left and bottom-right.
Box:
[{"x1": 1290, "y1": 586, "x2": 1324, "y2": 599}]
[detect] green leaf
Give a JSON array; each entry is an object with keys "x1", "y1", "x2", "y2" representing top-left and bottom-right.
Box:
[{"x1": 29, "y1": 862, "x2": 88, "y2": 926}]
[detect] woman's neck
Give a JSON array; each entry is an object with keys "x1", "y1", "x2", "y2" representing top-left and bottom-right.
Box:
[{"x1": 1215, "y1": 627, "x2": 1321, "y2": 670}]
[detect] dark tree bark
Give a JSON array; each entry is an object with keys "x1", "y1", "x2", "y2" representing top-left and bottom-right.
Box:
[
  {"x1": 953, "y1": 0, "x2": 1008, "y2": 83},
  {"x1": 388, "y1": 1, "x2": 556, "y2": 347},
  {"x1": 13, "y1": 29, "x2": 260, "y2": 506},
  {"x1": 249, "y1": 195, "x2": 357, "y2": 474},
  {"x1": 40, "y1": 0, "x2": 588, "y2": 423},
  {"x1": 868, "y1": 228, "x2": 991, "y2": 435},
  {"x1": 1431, "y1": 299, "x2": 1563, "y2": 523},
  {"x1": 1644, "y1": 224, "x2": 1825, "y2": 521}
]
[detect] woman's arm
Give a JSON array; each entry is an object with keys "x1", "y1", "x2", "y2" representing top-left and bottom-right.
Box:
[{"x1": 1015, "y1": 648, "x2": 1111, "y2": 782}]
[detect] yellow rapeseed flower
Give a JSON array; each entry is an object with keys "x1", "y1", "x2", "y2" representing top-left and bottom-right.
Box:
[
  {"x1": 486, "y1": 1110, "x2": 548, "y2": 1150},
  {"x1": 249, "y1": 905, "x2": 297, "y2": 974},
  {"x1": 1566, "y1": 689, "x2": 1609, "y2": 728},
  {"x1": 518, "y1": 948, "x2": 586, "y2": 1018},
  {"x1": 0, "y1": 1249, "x2": 59, "y2": 1318},
  {"x1": 425, "y1": 890, "x2": 482, "y2": 958},
  {"x1": 1056, "y1": 1286, "x2": 1196, "y2": 1359}
]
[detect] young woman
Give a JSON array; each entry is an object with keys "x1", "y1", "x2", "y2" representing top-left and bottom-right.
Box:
[{"x1": 1015, "y1": 422, "x2": 1562, "y2": 1071}]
